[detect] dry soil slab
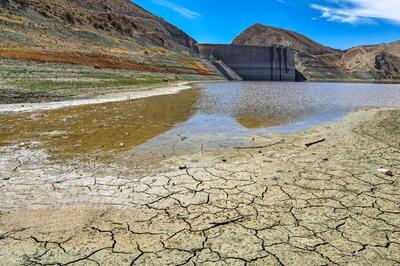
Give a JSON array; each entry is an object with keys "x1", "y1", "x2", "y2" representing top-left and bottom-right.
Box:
[{"x1": 0, "y1": 108, "x2": 399, "y2": 265}]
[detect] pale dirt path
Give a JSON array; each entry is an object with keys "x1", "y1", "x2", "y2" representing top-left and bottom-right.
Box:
[{"x1": 0, "y1": 108, "x2": 399, "y2": 265}]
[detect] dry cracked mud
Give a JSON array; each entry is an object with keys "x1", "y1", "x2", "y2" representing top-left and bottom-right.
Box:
[{"x1": 0, "y1": 108, "x2": 399, "y2": 265}]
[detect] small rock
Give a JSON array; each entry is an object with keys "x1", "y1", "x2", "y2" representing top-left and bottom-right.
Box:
[
  {"x1": 179, "y1": 165, "x2": 187, "y2": 170},
  {"x1": 222, "y1": 159, "x2": 227, "y2": 162},
  {"x1": 377, "y1": 168, "x2": 394, "y2": 177},
  {"x1": 120, "y1": 142, "x2": 125, "y2": 148}
]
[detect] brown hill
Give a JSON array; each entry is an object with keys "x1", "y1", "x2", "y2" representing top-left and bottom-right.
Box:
[
  {"x1": 342, "y1": 42, "x2": 400, "y2": 80},
  {"x1": 0, "y1": 0, "x2": 214, "y2": 75},
  {"x1": 232, "y1": 23, "x2": 338, "y2": 55},
  {"x1": 233, "y1": 23, "x2": 400, "y2": 82}
]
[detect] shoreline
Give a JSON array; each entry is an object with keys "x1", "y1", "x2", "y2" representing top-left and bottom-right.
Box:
[
  {"x1": 0, "y1": 81, "x2": 207, "y2": 113},
  {"x1": 0, "y1": 106, "x2": 397, "y2": 207},
  {"x1": 1, "y1": 79, "x2": 398, "y2": 114}
]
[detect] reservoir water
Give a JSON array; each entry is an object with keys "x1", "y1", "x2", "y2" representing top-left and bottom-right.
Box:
[{"x1": 1, "y1": 81, "x2": 400, "y2": 158}]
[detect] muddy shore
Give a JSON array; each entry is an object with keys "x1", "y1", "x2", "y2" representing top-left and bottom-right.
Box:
[{"x1": 0, "y1": 107, "x2": 399, "y2": 265}]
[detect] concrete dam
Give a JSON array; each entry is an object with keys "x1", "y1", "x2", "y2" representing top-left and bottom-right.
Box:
[{"x1": 197, "y1": 44, "x2": 296, "y2": 81}]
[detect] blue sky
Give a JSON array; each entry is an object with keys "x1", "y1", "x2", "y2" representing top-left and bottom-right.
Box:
[{"x1": 134, "y1": 0, "x2": 400, "y2": 50}]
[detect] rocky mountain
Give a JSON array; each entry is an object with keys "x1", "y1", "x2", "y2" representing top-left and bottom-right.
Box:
[
  {"x1": 342, "y1": 42, "x2": 400, "y2": 80},
  {"x1": 0, "y1": 0, "x2": 214, "y2": 75},
  {"x1": 233, "y1": 23, "x2": 400, "y2": 82},
  {"x1": 233, "y1": 23, "x2": 338, "y2": 55}
]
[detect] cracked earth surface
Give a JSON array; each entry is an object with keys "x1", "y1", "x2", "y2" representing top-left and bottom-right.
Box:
[{"x1": 0, "y1": 108, "x2": 399, "y2": 265}]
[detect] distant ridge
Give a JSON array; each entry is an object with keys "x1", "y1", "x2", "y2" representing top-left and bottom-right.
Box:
[{"x1": 233, "y1": 23, "x2": 339, "y2": 55}]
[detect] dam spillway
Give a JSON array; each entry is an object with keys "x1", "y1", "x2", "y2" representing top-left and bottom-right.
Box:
[{"x1": 197, "y1": 44, "x2": 296, "y2": 81}]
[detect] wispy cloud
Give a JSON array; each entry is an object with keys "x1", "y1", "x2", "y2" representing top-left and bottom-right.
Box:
[
  {"x1": 311, "y1": 0, "x2": 400, "y2": 24},
  {"x1": 151, "y1": 0, "x2": 201, "y2": 19}
]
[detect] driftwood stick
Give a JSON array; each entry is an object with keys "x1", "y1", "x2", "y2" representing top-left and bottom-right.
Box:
[
  {"x1": 234, "y1": 139, "x2": 285, "y2": 150},
  {"x1": 305, "y1": 138, "x2": 326, "y2": 148}
]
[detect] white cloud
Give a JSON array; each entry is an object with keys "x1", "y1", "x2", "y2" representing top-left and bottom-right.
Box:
[
  {"x1": 151, "y1": 0, "x2": 201, "y2": 19},
  {"x1": 311, "y1": 0, "x2": 400, "y2": 24}
]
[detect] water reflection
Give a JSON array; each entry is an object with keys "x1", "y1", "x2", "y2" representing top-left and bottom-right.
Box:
[
  {"x1": 235, "y1": 116, "x2": 282, "y2": 129},
  {"x1": 0, "y1": 88, "x2": 200, "y2": 159},
  {"x1": 196, "y1": 82, "x2": 400, "y2": 130}
]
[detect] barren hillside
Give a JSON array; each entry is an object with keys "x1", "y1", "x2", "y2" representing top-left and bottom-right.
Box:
[
  {"x1": 0, "y1": 0, "x2": 214, "y2": 75},
  {"x1": 343, "y1": 42, "x2": 400, "y2": 80}
]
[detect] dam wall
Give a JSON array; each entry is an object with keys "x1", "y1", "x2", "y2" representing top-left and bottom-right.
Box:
[{"x1": 197, "y1": 44, "x2": 296, "y2": 81}]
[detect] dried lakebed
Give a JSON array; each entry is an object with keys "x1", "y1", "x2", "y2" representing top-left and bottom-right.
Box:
[{"x1": 0, "y1": 82, "x2": 400, "y2": 265}]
